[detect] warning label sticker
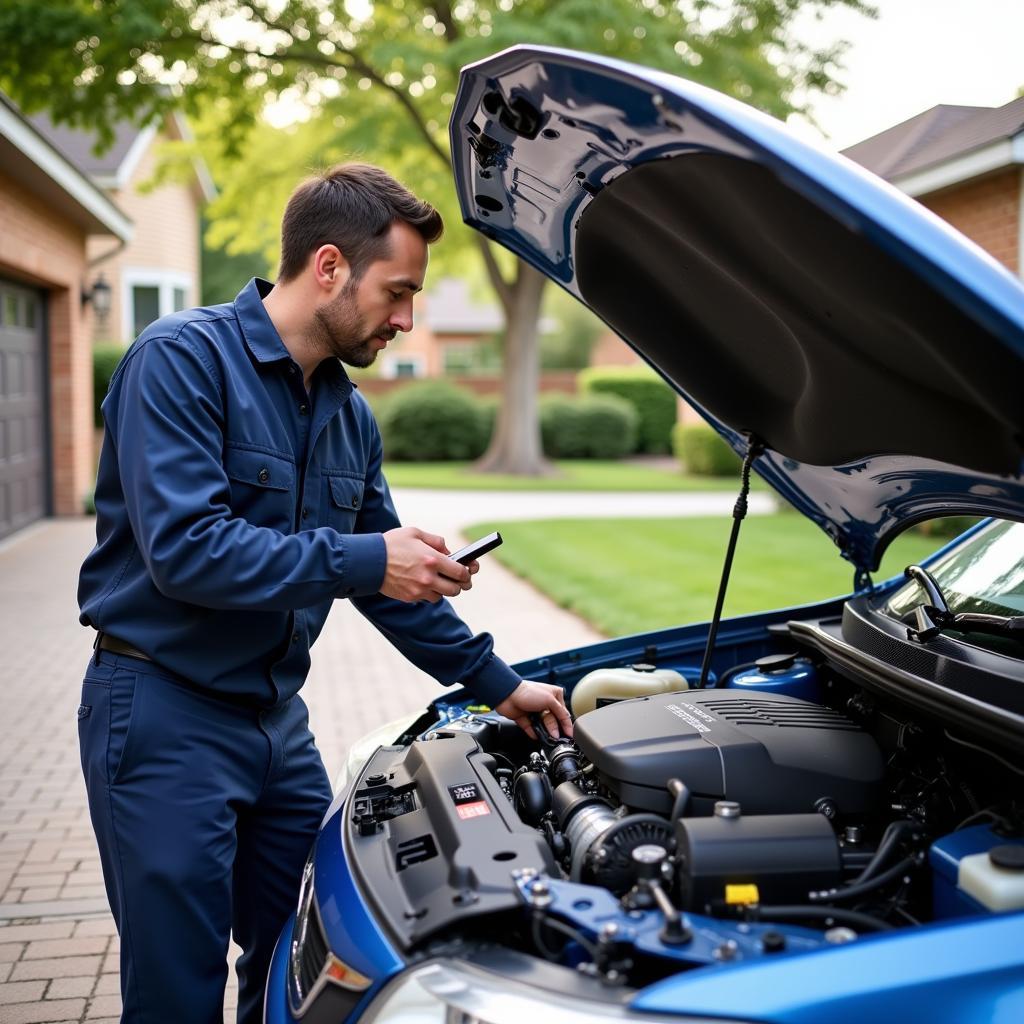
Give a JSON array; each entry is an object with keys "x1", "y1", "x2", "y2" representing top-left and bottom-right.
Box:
[
  {"x1": 665, "y1": 702, "x2": 712, "y2": 733},
  {"x1": 449, "y1": 782, "x2": 490, "y2": 819},
  {"x1": 456, "y1": 801, "x2": 491, "y2": 820}
]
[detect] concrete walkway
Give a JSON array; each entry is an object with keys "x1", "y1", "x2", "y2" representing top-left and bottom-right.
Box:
[{"x1": 0, "y1": 486, "x2": 756, "y2": 1022}]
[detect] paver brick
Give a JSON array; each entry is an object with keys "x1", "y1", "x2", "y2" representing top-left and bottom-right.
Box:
[
  {"x1": 0, "y1": 997, "x2": 84, "y2": 1023},
  {"x1": 90, "y1": 976, "x2": 117, "y2": 996},
  {"x1": 44, "y1": 977, "x2": 93, "y2": 1000},
  {"x1": 70, "y1": 921, "x2": 115, "y2": 939},
  {"x1": 84, "y1": 994, "x2": 120, "y2": 1017},
  {"x1": 0, "y1": 983, "x2": 46, "y2": 1006},
  {"x1": 0, "y1": 928, "x2": 70, "y2": 945},
  {"x1": 23, "y1": 938, "x2": 107, "y2": 961},
  {"x1": 10, "y1": 957, "x2": 102, "y2": 982},
  {"x1": 0, "y1": 948, "x2": 23, "y2": 966}
]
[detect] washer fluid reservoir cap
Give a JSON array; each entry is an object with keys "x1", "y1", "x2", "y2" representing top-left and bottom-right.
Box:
[
  {"x1": 630, "y1": 663, "x2": 657, "y2": 673},
  {"x1": 755, "y1": 653, "x2": 798, "y2": 674},
  {"x1": 714, "y1": 801, "x2": 742, "y2": 819},
  {"x1": 990, "y1": 845, "x2": 1024, "y2": 871}
]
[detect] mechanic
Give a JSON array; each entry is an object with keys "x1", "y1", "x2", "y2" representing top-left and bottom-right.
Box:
[{"x1": 77, "y1": 163, "x2": 572, "y2": 1024}]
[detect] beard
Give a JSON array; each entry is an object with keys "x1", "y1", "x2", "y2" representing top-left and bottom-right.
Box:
[{"x1": 311, "y1": 280, "x2": 396, "y2": 368}]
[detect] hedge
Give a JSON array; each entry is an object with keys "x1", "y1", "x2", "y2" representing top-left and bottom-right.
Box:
[
  {"x1": 377, "y1": 381, "x2": 489, "y2": 461},
  {"x1": 540, "y1": 393, "x2": 638, "y2": 459},
  {"x1": 673, "y1": 424, "x2": 741, "y2": 476},
  {"x1": 93, "y1": 342, "x2": 126, "y2": 427},
  {"x1": 578, "y1": 366, "x2": 676, "y2": 454}
]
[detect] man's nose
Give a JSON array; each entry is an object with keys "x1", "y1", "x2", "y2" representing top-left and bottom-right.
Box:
[{"x1": 390, "y1": 301, "x2": 413, "y2": 333}]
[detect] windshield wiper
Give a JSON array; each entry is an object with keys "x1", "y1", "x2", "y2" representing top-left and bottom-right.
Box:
[{"x1": 903, "y1": 564, "x2": 1024, "y2": 645}]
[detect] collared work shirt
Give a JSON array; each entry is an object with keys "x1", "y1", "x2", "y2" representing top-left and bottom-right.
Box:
[{"x1": 79, "y1": 278, "x2": 520, "y2": 708}]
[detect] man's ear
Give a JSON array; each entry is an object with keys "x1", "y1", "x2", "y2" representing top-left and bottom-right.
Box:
[{"x1": 312, "y1": 244, "x2": 351, "y2": 294}]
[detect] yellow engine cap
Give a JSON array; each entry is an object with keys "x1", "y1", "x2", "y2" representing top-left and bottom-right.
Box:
[{"x1": 725, "y1": 883, "x2": 761, "y2": 905}]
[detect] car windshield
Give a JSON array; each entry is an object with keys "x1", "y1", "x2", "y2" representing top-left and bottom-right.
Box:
[{"x1": 886, "y1": 519, "x2": 1024, "y2": 654}]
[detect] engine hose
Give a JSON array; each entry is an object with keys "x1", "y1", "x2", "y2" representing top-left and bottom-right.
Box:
[
  {"x1": 531, "y1": 911, "x2": 599, "y2": 961},
  {"x1": 754, "y1": 905, "x2": 892, "y2": 933},
  {"x1": 811, "y1": 854, "x2": 919, "y2": 904},
  {"x1": 853, "y1": 820, "x2": 915, "y2": 884}
]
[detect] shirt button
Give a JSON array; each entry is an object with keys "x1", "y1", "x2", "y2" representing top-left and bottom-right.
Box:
[
  {"x1": 301, "y1": 506, "x2": 310, "y2": 519},
  {"x1": 288, "y1": 365, "x2": 297, "y2": 375},
  {"x1": 258, "y1": 468, "x2": 270, "y2": 483},
  {"x1": 291, "y1": 632, "x2": 300, "y2": 644},
  {"x1": 299, "y1": 403, "x2": 309, "y2": 415},
  {"x1": 352, "y1": 496, "x2": 360, "y2": 508}
]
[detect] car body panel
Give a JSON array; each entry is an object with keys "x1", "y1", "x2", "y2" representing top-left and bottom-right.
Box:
[
  {"x1": 631, "y1": 910, "x2": 1024, "y2": 1023},
  {"x1": 449, "y1": 46, "x2": 1024, "y2": 573}
]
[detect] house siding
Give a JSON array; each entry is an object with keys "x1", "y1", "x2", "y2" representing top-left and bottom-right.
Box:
[
  {"x1": 0, "y1": 169, "x2": 95, "y2": 516},
  {"x1": 87, "y1": 135, "x2": 201, "y2": 343},
  {"x1": 919, "y1": 167, "x2": 1021, "y2": 274}
]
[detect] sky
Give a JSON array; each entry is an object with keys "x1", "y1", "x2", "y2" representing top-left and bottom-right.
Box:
[{"x1": 791, "y1": 0, "x2": 1024, "y2": 151}]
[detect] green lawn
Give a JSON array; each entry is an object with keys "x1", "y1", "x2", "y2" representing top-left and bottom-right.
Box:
[
  {"x1": 383, "y1": 460, "x2": 759, "y2": 492},
  {"x1": 463, "y1": 515, "x2": 941, "y2": 637}
]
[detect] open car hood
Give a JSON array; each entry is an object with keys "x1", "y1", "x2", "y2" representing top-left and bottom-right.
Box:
[{"x1": 449, "y1": 47, "x2": 1024, "y2": 577}]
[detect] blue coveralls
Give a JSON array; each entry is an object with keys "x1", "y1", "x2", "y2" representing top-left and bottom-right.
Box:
[{"x1": 77, "y1": 278, "x2": 520, "y2": 1024}]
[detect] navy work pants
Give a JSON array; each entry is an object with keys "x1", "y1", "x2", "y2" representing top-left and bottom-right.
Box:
[{"x1": 78, "y1": 651, "x2": 333, "y2": 1024}]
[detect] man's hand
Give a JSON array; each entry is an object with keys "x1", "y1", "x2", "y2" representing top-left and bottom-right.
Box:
[
  {"x1": 380, "y1": 526, "x2": 476, "y2": 603},
  {"x1": 495, "y1": 680, "x2": 573, "y2": 740}
]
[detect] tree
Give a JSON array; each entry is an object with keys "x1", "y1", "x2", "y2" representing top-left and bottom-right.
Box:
[{"x1": 0, "y1": 0, "x2": 873, "y2": 473}]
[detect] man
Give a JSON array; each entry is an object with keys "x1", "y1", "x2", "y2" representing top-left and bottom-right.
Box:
[{"x1": 78, "y1": 163, "x2": 571, "y2": 1024}]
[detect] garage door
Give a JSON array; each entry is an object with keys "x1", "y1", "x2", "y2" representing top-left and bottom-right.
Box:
[{"x1": 0, "y1": 280, "x2": 48, "y2": 540}]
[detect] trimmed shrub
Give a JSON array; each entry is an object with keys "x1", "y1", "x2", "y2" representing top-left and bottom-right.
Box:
[
  {"x1": 578, "y1": 366, "x2": 676, "y2": 454},
  {"x1": 93, "y1": 342, "x2": 126, "y2": 427},
  {"x1": 476, "y1": 396, "x2": 499, "y2": 455},
  {"x1": 673, "y1": 424, "x2": 741, "y2": 476},
  {"x1": 378, "y1": 381, "x2": 485, "y2": 461},
  {"x1": 541, "y1": 393, "x2": 638, "y2": 459}
]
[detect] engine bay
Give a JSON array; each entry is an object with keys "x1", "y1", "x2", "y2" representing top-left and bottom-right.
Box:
[{"x1": 343, "y1": 628, "x2": 1024, "y2": 987}]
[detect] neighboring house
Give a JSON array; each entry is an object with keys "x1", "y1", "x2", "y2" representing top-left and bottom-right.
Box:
[
  {"x1": 0, "y1": 93, "x2": 131, "y2": 539},
  {"x1": 32, "y1": 110, "x2": 216, "y2": 344},
  {"x1": 380, "y1": 277, "x2": 545, "y2": 379},
  {"x1": 843, "y1": 95, "x2": 1024, "y2": 277}
]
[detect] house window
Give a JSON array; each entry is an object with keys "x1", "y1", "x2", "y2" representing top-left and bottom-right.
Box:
[
  {"x1": 122, "y1": 270, "x2": 193, "y2": 341},
  {"x1": 132, "y1": 286, "x2": 161, "y2": 337}
]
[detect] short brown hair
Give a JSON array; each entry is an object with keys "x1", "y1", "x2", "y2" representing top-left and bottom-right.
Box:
[{"x1": 278, "y1": 163, "x2": 443, "y2": 281}]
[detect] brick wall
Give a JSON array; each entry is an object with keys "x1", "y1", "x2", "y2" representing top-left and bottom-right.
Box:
[
  {"x1": 0, "y1": 169, "x2": 97, "y2": 516},
  {"x1": 920, "y1": 167, "x2": 1021, "y2": 274}
]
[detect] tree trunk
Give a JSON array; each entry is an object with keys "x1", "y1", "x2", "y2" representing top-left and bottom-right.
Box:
[{"x1": 474, "y1": 260, "x2": 552, "y2": 475}]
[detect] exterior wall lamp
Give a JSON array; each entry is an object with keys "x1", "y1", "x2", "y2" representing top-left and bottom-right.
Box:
[{"x1": 82, "y1": 272, "x2": 113, "y2": 322}]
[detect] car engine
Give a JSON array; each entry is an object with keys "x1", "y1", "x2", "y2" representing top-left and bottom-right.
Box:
[{"x1": 341, "y1": 658, "x2": 1023, "y2": 988}]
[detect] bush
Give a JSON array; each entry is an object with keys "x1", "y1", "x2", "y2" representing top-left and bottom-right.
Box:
[
  {"x1": 578, "y1": 366, "x2": 676, "y2": 454},
  {"x1": 673, "y1": 424, "x2": 741, "y2": 476},
  {"x1": 93, "y1": 342, "x2": 126, "y2": 427},
  {"x1": 378, "y1": 381, "x2": 487, "y2": 461},
  {"x1": 476, "y1": 396, "x2": 499, "y2": 454},
  {"x1": 540, "y1": 393, "x2": 638, "y2": 459}
]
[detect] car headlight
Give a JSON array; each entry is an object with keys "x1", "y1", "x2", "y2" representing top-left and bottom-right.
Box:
[
  {"x1": 333, "y1": 710, "x2": 427, "y2": 794},
  {"x1": 360, "y1": 960, "x2": 720, "y2": 1024}
]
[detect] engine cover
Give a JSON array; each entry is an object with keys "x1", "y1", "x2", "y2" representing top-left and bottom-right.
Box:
[{"x1": 574, "y1": 690, "x2": 884, "y2": 815}]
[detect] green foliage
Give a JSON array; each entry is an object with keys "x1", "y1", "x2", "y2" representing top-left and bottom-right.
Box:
[
  {"x1": 201, "y1": 216, "x2": 270, "y2": 304},
  {"x1": 673, "y1": 424, "x2": 741, "y2": 477},
  {"x1": 540, "y1": 393, "x2": 638, "y2": 459},
  {"x1": 0, "y1": 0, "x2": 874, "y2": 292},
  {"x1": 378, "y1": 381, "x2": 486, "y2": 461},
  {"x1": 541, "y1": 290, "x2": 604, "y2": 370},
  {"x1": 93, "y1": 342, "x2": 125, "y2": 427},
  {"x1": 578, "y1": 366, "x2": 676, "y2": 454}
]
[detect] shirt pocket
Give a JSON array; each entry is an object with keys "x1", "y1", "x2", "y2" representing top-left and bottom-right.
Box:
[
  {"x1": 225, "y1": 446, "x2": 296, "y2": 532},
  {"x1": 326, "y1": 473, "x2": 364, "y2": 534}
]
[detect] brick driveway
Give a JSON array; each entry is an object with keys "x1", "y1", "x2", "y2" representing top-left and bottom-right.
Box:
[{"x1": 0, "y1": 503, "x2": 602, "y2": 1023}]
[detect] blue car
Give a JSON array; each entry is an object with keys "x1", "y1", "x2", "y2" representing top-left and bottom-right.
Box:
[{"x1": 266, "y1": 47, "x2": 1024, "y2": 1024}]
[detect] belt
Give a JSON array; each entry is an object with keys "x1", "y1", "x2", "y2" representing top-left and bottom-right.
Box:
[{"x1": 94, "y1": 632, "x2": 152, "y2": 662}]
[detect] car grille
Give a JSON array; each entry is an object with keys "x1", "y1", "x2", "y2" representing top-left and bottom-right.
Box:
[{"x1": 297, "y1": 901, "x2": 329, "y2": 1002}]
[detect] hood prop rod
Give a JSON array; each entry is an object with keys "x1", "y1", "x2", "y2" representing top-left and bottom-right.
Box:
[{"x1": 698, "y1": 435, "x2": 765, "y2": 688}]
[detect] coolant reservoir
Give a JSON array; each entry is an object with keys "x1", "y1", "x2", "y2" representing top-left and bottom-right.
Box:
[
  {"x1": 570, "y1": 663, "x2": 687, "y2": 717},
  {"x1": 959, "y1": 846, "x2": 1024, "y2": 912}
]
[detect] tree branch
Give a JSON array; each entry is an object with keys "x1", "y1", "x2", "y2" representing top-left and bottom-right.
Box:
[{"x1": 476, "y1": 235, "x2": 513, "y2": 314}]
